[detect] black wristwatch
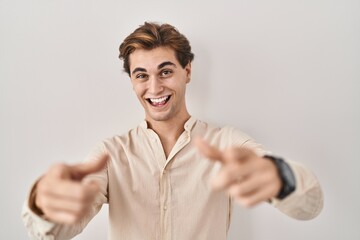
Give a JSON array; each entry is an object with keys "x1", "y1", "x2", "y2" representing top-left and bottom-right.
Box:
[{"x1": 264, "y1": 155, "x2": 296, "y2": 199}]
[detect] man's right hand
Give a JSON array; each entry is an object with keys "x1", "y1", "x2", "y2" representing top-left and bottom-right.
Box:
[{"x1": 34, "y1": 153, "x2": 108, "y2": 224}]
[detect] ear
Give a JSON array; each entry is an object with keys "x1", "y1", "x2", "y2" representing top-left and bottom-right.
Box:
[{"x1": 185, "y1": 62, "x2": 192, "y2": 83}]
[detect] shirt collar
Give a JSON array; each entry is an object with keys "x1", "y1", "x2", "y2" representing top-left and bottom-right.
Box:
[
  {"x1": 139, "y1": 116, "x2": 197, "y2": 132},
  {"x1": 184, "y1": 116, "x2": 196, "y2": 132},
  {"x1": 140, "y1": 120, "x2": 148, "y2": 129}
]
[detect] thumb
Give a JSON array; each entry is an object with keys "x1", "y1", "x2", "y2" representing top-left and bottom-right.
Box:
[
  {"x1": 193, "y1": 137, "x2": 224, "y2": 162},
  {"x1": 70, "y1": 153, "x2": 108, "y2": 180}
]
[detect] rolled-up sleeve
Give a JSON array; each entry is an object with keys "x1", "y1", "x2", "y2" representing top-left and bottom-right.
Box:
[
  {"x1": 270, "y1": 160, "x2": 324, "y2": 220},
  {"x1": 228, "y1": 127, "x2": 324, "y2": 220}
]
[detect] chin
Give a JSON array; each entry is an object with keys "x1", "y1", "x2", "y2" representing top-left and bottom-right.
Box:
[
  {"x1": 148, "y1": 115, "x2": 171, "y2": 122},
  {"x1": 146, "y1": 111, "x2": 174, "y2": 122}
]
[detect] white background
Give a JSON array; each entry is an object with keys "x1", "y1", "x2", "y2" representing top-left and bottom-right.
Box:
[{"x1": 1, "y1": 0, "x2": 359, "y2": 239}]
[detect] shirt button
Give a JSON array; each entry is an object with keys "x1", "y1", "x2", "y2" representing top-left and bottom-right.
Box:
[
  {"x1": 163, "y1": 206, "x2": 167, "y2": 211},
  {"x1": 163, "y1": 170, "x2": 166, "y2": 174}
]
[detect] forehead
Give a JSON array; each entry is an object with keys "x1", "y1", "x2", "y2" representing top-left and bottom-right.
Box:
[{"x1": 129, "y1": 47, "x2": 179, "y2": 71}]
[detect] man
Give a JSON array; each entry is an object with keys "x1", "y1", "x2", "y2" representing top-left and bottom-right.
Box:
[{"x1": 22, "y1": 22, "x2": 323, "y2": 240}]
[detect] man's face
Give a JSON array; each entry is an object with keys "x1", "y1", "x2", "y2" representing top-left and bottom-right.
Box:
[{"x1": 129, "y1": 47, "x2": 191, "y2": 123}]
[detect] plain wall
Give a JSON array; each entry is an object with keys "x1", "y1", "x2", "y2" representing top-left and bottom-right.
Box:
[{"x1": 1, "y1": 0, "x2": 359, "y2": 239}]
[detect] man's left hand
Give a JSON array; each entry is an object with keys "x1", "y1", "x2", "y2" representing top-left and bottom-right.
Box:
[{"x1": 194, "y1": 138, "x2": 282, "y2": 207}]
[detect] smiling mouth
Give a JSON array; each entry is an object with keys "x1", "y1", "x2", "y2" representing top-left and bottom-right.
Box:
[{"x1": 146, "y1": 95, "x2": 171, "y2": 107}]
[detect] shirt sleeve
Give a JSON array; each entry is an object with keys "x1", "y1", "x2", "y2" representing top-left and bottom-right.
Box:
[
  {"x1": 21, "y1": 143, "x2": 109, "y2": 240},
  {"x1": 224, "y1": 126, "x2": 324, "y2": 220},
  {"x1": 270, "y1": 159, "x2": 324, "y2": 220}
]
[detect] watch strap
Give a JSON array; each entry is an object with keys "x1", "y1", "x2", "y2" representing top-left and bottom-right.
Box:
[{"x1": 264, "y1": 155, "x2": 296, "y2": 199}]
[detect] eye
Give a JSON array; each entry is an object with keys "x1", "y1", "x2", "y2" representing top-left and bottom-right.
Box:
[
  {"x1": 160, "y1": 69, "x2": 173, "y2": 77},
  {"x1": 135, "y1": 73, "x2": 148, "y2": 80}
]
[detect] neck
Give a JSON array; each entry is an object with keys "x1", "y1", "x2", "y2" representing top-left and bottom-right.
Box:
[{"x1": 146, "y1": 113, "x2": 191, "y2": 141}]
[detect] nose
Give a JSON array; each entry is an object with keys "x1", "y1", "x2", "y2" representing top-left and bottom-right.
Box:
[{"x1": 148, "y1": 76, "x2": 164, "y2": 95}]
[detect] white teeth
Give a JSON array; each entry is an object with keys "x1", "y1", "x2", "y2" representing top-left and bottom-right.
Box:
[{"x1": 149, "y1": 96, "x2": 169, "y2": 103}]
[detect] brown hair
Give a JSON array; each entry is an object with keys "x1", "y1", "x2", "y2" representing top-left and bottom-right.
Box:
[{"x1": 119, "y1": 22, "x2": 195, "y2": 76}]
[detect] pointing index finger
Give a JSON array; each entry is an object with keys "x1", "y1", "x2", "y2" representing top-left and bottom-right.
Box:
[
  {"x1": 70, "y1": 153, "x2": 109, "y2": 180},
  {"x1": 194, "y1": 137, "x2": 224, "y2": 162}
]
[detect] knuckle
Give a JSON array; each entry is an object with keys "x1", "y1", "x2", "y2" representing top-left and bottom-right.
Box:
[
  {"x1": 76, "y1": 188, "x2": 89, "y2": 202},
  {"x1": 48, "y1": 163, "x2": 70, "y2": 177},
  {"x1": 226, "y1": 148, "x2": 238, "y2": 160},
  {"x1": 39, "y1": 196, "x2": 49, "y2": 208},
  {"x1": 36, "y1": 181, "x2": 46, "y2": 193},
  {"x1": 37, "y1": 181, "x2": 52, "y2": 196},
  {"x1": 229, "y1": 185, "x2": 242, "y2": 196},
  {"x1": 49, "y1": 163, "x2": 66, "y2": 172},
  {"x1": 43, "y1": 209, "x2": 55, "y2": 220}
]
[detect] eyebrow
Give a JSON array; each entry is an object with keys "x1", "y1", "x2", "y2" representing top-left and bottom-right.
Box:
[
  {"x1": 131, "y1": 61, "x2": 177, "y2": 75},
  {"x1": 132, "y1": 67, "x2": 147, "y2": 75},
  {"x1": 158, "y1": 61, "x2": 176, "y2": 69}
]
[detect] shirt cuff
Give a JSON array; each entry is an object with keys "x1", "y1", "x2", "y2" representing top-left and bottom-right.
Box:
[{"x1": 22, "y1": 181, "x2": 57, "y2": 239}]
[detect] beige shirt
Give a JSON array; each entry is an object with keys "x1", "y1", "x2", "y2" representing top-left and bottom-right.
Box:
[{"x1": 22, "y1": 117, "x2": 323, "y2": 240}]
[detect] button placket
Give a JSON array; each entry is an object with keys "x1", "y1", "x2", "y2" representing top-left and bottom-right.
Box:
[
  {"x1": 153, "y1": 128, "x2": 192, "y2": 239},
  {"x1": 160, "y1": 166, "x2": 169, "y2": 239},
  {"x1": 150, "y1": 131, "x2": 168, "y2": 240}
]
